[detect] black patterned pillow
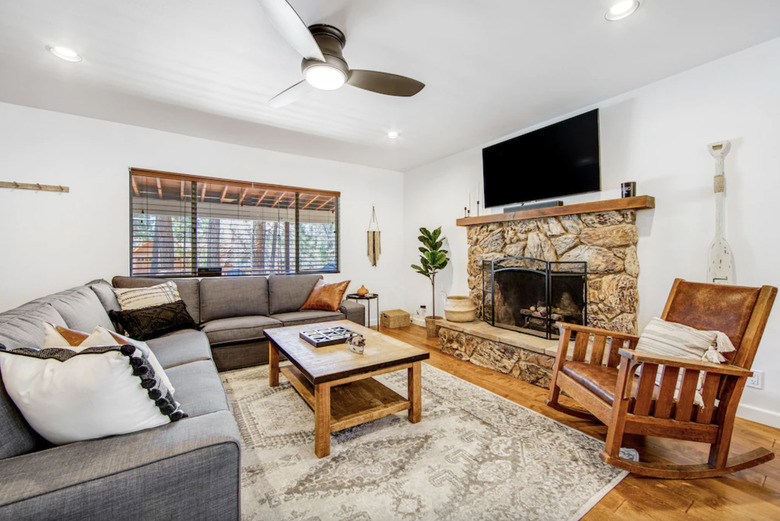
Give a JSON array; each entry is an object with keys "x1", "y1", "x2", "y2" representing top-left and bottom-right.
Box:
[{"x1": 109, "y1": 300, "x2": 197, "y2": 340}]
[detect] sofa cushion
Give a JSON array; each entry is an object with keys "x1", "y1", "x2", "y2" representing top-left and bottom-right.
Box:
[
  {"x1": 300, "y1": 279, "x2": 351, "y2": 312},
  {"x1": 201, "y1": 316, "x2": 283, "y2": 346},
  {"x1": 200, "y1": 276, "x2": 270, "y2": 322},
  {"x1": 0, "y1": 303, "x2": 67, "y2": 349},
  {"x1": 112, "y1": 276, "x2": 201, "y2": 324},
  {"x1": 146, "y1": 329, "x2": 212, "y2": 369},
  {"x1": 49, "y1": 286, "x2": 116, "y2": 333},
  {"x1": 114, "y1": 281, "x2": 181, "y2": 311},
  {"x1": 45, "y1": 324, "x2": 175, "y2": 395},
  {"x1": 268, "y1": 274, "x2": 323, "y2": 314},
  {"x1": 0, "y1": 338, "x2": 184, "y2": 445},
  {"x1": 164, "y1": 360, "x2": 230, "y2": 417},
  {"x1": 0, "y1": 303, "x2": 67, "y2": 459},
  {"x1": 270, "y1": 310, "x2": 345, "y2": 326},
  {"x1": 109, "y1": 301, "x2": 198, "y2": 341},
  {"x1": 85, "y1": 279, "x2": 121, "y2": 313},
  {"x1": 0, "y1": 410, "x2": 240, "y2": 519},
  {"x1": 0, "y1": 384, "x2": 40, "y2": 460}
]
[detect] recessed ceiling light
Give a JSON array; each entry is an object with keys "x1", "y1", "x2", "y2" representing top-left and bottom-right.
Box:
[
  {"x1": 387, "y1": 130, "x2": 400, "y2": 139},
  {"x1": 605, "y1": 0, "x2": 640, "y2": 21},
  {"x1": 47, "y1": 45, "x2": 82, "y2": 62}
]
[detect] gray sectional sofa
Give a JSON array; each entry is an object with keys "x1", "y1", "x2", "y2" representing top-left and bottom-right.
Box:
[
  {"x1": 0, "y1": 274, "x2": 364, "y2": 520},
  {"x1": 112, "y1": 274, "x2": 365, "y2": 370}
]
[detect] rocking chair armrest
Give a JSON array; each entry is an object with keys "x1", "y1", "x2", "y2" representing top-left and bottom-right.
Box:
[
  {"x1": 617, "y1": 349, "x2": 754, "y2": 377},
  {"x1": 556, "y1": 322, "x2": 640, "y2": 342}
]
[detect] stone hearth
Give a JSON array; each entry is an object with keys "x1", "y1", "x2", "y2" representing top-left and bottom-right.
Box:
[{"x1": 436, "y1": 319, "x2": 558, "y2": 388}]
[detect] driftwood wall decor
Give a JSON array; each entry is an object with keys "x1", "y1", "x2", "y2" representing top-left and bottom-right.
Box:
[{"x1": 367, "y1": 205, "x2": 381, "y2": 266}]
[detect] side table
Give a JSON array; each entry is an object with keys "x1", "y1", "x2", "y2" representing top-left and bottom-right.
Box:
[{"x1": 345, "y1": 293, "x2": 380, "y2": 330}]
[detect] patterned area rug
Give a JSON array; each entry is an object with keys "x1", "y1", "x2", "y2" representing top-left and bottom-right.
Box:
[{"x1": 221, "y1": 363, "x2": 636, "y2": 521}]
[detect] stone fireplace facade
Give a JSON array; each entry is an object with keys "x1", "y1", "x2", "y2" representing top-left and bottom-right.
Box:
[{"x1": 467, "y1": 209, "x2": 640, "y2": 335}]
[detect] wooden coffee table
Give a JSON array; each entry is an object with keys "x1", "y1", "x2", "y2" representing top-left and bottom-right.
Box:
[{"x1": 266, "y1": 320, "x2": 430, "y2": 458}]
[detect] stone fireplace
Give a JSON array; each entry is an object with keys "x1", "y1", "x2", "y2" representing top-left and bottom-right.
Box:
[{"x1": 436, "y1": 197, "x2": 654, "y2": 389}]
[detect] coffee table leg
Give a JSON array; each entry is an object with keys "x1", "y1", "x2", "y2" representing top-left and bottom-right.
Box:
[
  {"x1": 269, "y1": 341, "x2": 279, "y2": 387},
  {"x1": 408, "y1": 361, "x2": 422, "y2": 423},
  {"x1": 315, "y1": 383, "x2": 332, "y2": 458}
]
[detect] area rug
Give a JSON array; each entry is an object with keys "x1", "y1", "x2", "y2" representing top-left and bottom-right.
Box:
[{"x1": 221, "y1": 363, "x2": 637, "y2": 521}]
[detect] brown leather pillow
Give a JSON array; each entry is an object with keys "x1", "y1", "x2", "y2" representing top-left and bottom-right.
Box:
[{"x1": 300, "y1": 280, "x2": 351, "y2": 312}]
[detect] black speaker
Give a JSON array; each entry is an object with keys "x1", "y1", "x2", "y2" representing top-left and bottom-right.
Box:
[{"x1": 503, "y1": 200, "x2": 563, "y2": 213}]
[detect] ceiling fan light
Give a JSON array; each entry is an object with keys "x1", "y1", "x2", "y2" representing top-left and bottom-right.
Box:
[
  {"x1": 304, "y1": 64, "x2": 346, "y2": 90},
  {"x1": 605, "y1": 0, "x2": 640, "y2": 21}
]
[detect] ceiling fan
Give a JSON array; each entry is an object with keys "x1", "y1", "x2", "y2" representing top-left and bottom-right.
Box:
[{"x1": 258, "y1": 0, "x2": 425, "y2": 108}]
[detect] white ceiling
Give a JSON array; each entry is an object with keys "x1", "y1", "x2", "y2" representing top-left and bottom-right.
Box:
[{"x1": 1, "y1": 0, "x2": 780, "y2": 171}]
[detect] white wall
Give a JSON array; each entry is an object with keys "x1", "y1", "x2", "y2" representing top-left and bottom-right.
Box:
[
  {"x1": 403, "y1": 37, "x2": 780, "y2": 427},
  {"x1": 0, "y1": 102, "x2": 405, "y2": 326}
]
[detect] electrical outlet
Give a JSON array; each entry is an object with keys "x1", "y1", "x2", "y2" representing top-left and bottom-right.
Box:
[{"x1": 746, "y1": 370, "x2": 764, "y2": 390}]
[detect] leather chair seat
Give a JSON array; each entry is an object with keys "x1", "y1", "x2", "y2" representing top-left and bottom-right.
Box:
[{"x1": 562, "y1": 361, "x2": 660, "y2": 404}]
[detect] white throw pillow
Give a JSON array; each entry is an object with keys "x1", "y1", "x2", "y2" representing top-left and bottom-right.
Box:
[
  {"x1": 42, "y1": 323, "x2": 175, "y2": 394},
  {"x1": 0, "y1": 328, "x2": 186, "y2": 445},
  {"x1": 636, "y1": 317, "x2": 736, "y2": 406},
  {"x1": 113, "y1": 281, "x2": 181, "y2": 311}
]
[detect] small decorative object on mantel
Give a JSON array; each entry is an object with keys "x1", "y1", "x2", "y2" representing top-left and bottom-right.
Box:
[
  {"x1": 707, "y1": 140, "x2": 734, "y2": 285},
  {"x1": 346, "y1": 333, "x2": 365, "y2": 354},
  {"x1": 621, "y1": 181, "x2": 636, "y2": 198},
  {"x1": 367, "y1": 205, "x2": 381, "y2": 267},
  {"x1": 356, "y1": 285, "x2": 369, "y2": 296}
]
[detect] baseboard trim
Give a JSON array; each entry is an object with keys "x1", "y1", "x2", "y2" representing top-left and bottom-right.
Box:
[{"x1": 737, "y1": 403, "x2": 780, "y2": 429}]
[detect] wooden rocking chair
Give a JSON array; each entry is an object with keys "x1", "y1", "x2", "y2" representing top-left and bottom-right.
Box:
[{"x1": 546, "y1": 278, "x2": 777, "y2": 479}]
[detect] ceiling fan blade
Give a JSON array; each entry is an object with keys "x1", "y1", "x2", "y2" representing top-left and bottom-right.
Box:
[
  {"x1": 256, "y1": 0, "x2": 325, "y2": 61},
  {"x1": 347, "y1": 70, "x2": 425, "y2": 97},
  {"x1": 268, "y1": 80, "x2": 313, "y2": 108}
]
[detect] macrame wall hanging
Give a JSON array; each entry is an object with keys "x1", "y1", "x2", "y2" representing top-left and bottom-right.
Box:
[{"x1": 367, "y1": 205, "x2": 381, "y2": 267}]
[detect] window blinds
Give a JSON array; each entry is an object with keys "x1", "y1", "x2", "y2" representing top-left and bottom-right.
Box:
[{"x1": 130, "y1": 169, "x2": 339, "y2": 277}]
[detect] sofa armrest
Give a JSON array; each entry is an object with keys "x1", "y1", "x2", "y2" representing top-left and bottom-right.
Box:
[
  {"x1": 0, "y1": 410, "x2": 240, "y2": 521},
  {"x1": 339, "y1": 300, "x2": 365, "y2": 326}
]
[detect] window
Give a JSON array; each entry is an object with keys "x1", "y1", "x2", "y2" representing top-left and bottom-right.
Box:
[{"x1": 129, "y1": 169, "x2": 339, "y2": 277}]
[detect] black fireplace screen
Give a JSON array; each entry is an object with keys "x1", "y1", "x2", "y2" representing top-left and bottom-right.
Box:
[{"x1": 482, "y1": 257, "x2": 587, "y2": 339}]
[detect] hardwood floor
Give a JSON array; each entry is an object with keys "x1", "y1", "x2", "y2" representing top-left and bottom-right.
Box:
[{"x1": 381, "y1": 324, "x2": 780, "y2": 520}]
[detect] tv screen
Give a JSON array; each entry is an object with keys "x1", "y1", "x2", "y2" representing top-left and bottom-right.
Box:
[{"x1": 482, "y1": 109, "x2": 600, "y2": 208}]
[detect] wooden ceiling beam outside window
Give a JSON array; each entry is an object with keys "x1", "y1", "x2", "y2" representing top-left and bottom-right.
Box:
[
  {"x1": 316, "y1": 196, "x2": 334, "y2": 210},
  {"x1": 156, "y1": 178, "x2": 163, "y2": 199},
  {"x1": 271, "y1": 192, "x2": 287, "y2": 208},
  {"x1": 219, "y1": 186, "x2": 229, "y2": 203},
  {"x1": 255, "y1": 190, "x2": 268, "y2": 206}
]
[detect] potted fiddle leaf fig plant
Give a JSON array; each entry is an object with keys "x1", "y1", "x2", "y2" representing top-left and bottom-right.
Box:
[{"x1": 411, "y1": 226, "x2": 450, "y2": 337}]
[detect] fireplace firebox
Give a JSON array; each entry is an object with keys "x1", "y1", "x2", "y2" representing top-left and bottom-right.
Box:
[{"x1": 482, "y1": 257, "x2": 587, "y2": 339}]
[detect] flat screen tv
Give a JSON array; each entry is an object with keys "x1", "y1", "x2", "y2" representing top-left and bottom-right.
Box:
[{"x1": 482, "y1": 109, "x2": 600, "y2": 208}]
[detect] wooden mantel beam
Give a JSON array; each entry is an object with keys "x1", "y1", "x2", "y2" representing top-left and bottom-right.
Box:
[{"x1": 456, "y1": 196, "x2": 655, "y2": 226}]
